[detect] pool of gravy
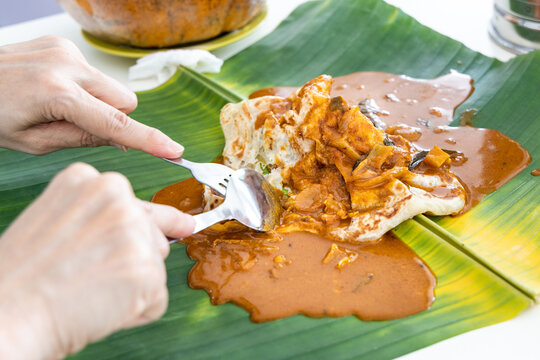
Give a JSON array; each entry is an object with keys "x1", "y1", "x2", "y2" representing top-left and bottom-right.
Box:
[
  {"x1": 152, "y1": 178, "x2": 436, "y2": 322},
  {"x1": 152, "y1": 71, "x2": 530, "y2": 322},
  {"x1": 250, "y1": 71, "x2": 531, "y2": 210}
]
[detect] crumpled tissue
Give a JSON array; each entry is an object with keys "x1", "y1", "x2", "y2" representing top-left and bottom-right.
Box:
[{"x1": 128, "y1": 49, "x2": 224, "y2": 83}]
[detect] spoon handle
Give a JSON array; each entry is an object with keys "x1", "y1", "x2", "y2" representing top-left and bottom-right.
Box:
[
  {"x1": 168, "y1": 204, "x2": 233, "y2": 245},
  {"x1": 192, "y1": 204, "x2": 232, "y2": 233}
]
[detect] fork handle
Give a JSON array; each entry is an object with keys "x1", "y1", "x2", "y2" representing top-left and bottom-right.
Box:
[
  {"x1": 168, "y1": 204, "x2": 233, "y2": 245},
  {"x1": 161, "y1": 157, "x2": 196, "y2": 172},
  {"x1": 161, "y1": 157, "x2": 229, "y2": 197}
]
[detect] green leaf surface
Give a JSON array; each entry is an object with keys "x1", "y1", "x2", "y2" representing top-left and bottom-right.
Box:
[{"x1": 1, "y1": 0, "x2": 538, "y2": 359}]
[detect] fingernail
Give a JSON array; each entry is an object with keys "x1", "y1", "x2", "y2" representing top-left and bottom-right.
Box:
[{"x1": 168, "y1": 141, "x2": 184, "y2": 156}]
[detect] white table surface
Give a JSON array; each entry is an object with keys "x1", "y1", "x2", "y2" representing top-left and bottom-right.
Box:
[{"x1": 0, "y1": 1, "x2": 538, "y2": 359}]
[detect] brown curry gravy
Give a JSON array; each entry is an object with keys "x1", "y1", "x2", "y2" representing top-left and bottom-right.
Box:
[
  {"x1": 153, "y1": 71, "x2": 530, "y2": 322},
  {"x1": 152, "y1": 178, "x2": 436, "y2": 322},
  {"x1": 251, "y1": 72, "x2": 531, "y2": 210}
]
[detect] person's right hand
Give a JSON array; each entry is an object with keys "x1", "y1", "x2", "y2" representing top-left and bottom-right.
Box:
[
  {"x1": 0, "y1": 36, "x2": 184, "y2": 157},
  {"x1": 0, "y1": 163, "x2": 195, "y2": 359}
]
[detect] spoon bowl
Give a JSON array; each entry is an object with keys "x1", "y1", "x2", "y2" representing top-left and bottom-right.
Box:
[{"x1": 191, "y1": 168, "x2": 282, "y2": 234}]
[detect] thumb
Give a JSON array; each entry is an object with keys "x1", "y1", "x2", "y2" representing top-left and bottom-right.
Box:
[{"x1": 139, "y1": 200, "x2": 196, "y2": 253}]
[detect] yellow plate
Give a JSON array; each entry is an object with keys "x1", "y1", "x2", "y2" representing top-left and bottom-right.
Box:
[{"x1": 81, "y1": 8, "x2": 267, "y2": 58}]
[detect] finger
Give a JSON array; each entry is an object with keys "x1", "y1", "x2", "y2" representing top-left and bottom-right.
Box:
[
  {"x1": 14, "y1": 121, "x2": 110, "y2": 154},
  {"x1": 128, "y1": 287, "x2": 169, "y2": 328},
  {"x1": 2, "y1": 36, "x2": 88, "y2": 70},
  {"x1": 78, "y1": 66, "x2": 138, "y2": 114},
  {"x1": 39, "y1": 35, "x2": 87, "y2": 62},
  {"x1": 97, "y1": 172, "x2": 136, "y2": 200},
  {"x1": 139, "y1": 200, "x2": 196, "y2": 239},
  {"x1": 121, "y1": 274, "x2": 169, "y2": 329},
  {"x1": 0, "y1": 39, "x2": 50, "y2": 54},
  {"x1": 16, "y1": 162, "x2": 100, "y2": 231},
  {"x1": 0, "y1": 36, "x2": 80, "y2": 56},
  {"x1": 138, "y1": 210, "x2": 171, "y2": 260},
  {"x1": 50, "y1": 162, "x2": 100, "y2": 190},
  {"x1": 48, "y1": 84, "x2": 185, "y2": 158}
]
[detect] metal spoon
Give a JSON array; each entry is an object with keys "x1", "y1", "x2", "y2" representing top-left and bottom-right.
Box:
[{"x1": 169, "y1": 168, "x2": 282, "y2": 244}]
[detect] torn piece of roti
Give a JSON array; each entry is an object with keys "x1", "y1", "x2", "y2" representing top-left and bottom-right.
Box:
[{"x1": 213, "y1": 75, "x2": 466, "y2": 243}]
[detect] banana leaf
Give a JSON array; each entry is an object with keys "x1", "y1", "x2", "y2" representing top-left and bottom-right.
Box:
[{"x1": 0, "y1": 0, "x2": 538, "y2": 359}]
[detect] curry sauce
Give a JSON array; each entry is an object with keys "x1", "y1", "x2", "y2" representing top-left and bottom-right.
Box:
[
  {"x1": 153, "y1": 178, "x2": 436, "y2": 322},
  {"x1": 152, "y1": 71, "x2": 530, "y2": 322}
]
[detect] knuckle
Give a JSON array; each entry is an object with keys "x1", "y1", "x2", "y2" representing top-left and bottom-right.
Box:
[
  {"x1": 95, "y1": 173, "x2": 133, "y2": 200},
  {"x1": 147, "y1": 127, "x2": 165, "y2": 144},
  {"x1": 40, "y1": 35, "x2": 69, "y2": 47},
  {"x1": 138, "y1": 263, "x2": 166, "y2": 292},
  {"x1": 67, "y1": 162, "x2": 94, "y2": 172},
  {"x1": 152, "y1": 282, "x2": 169, "y2": 319},
  {"x1": 42, "y1": 36, "x2": 78, "y2": 53},
  {"x1": 159, "y1": 238, "x2": 170, "y2": 258},
  {"x1": 72, "y1": 54, "x2": 92, "y2": 71},
  {"x1": 100, "y1": 172, "x2": 132, "y2": 192},
  {"x1": 46, "y1": 85, "x2": 79, "y2": 119},
  {"x1": 108, "y1": 111, "x2": 132, "y2": 135},
  {"x1": 40, "y1": 40, "x2": 86, "y2": 68},
  {"x1": 121, "y1": 237, "x2": 156, "y2": 269},
  {"x1": 55, "y1": 81, "x2": 76, "y2": 97},
  {"x1": 102, "y1": 200, "x2": 145, "y2": 235},
  {"x1": 128, "y1": 92, "x2": 138, "y2": 111},
  {"x1": 153, "y1": 290, "x2": 169, "y2": 317},
  {"x1": 51, "y1": 162, "x2": 95, "y2": 186},
  {"x1": 61, "y1": 162, "x2": 95, "y2": 178},
  {"x1": 24, "y1": 141, "x2": 52, "y2": 155},
  {"x1": 139, "y1": 260, "x2": 164, "y2": 279},
  {"x1": 86, "y1": 64, "x2": 103, "y2": 79},
  {"x1": 45, "y1": 46, "x2": 74, "y2": 62},
  {"x1": 79, "y1": 131, "x2": 98, "y2": 148},
  {"x1": 35, "y1": 71, "x2": 60, "y2": 87},
  {"x1": 121, "y1": 91, "x2": 138, "y2": 113},
  {"x1": 106, "y1": 198, "x2": 134, "y2": 218}
]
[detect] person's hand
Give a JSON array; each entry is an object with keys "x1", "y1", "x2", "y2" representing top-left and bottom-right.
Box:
[
  {"x1": 0, "y1": 163, "x2": 195, "y2": 359},
  {"x1": 0, "y1": 36, "x2": 184, "y2": 157}
]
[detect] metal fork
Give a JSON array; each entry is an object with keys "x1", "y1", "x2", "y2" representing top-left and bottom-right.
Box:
[
  {"x1": 188, "y1": 168, "x2": 281, "y2": 233},
  {"x1": 162, "y1": 166, "x2": 282, "y2": 244},
  {"x1": 162, "y1": 157, "x2": 233, "y2": 196}
]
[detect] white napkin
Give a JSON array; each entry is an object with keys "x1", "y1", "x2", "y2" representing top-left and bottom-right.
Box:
[{"x1": 128, "y1": 49, "x2": 224, "y2": 83}]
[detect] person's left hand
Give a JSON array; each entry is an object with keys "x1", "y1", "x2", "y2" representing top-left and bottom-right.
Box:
[{"x1": 0, "y1": 36, "x2": 184, "y2": 157}]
